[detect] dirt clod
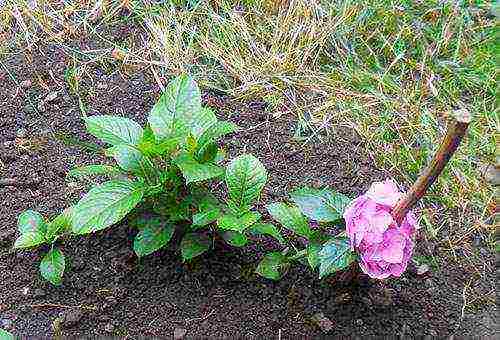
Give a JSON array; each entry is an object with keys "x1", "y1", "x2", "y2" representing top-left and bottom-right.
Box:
[
  {"x1": 174, "y1": 327, "x2": 187, "y2": 339},
  {"x1": 59, "y1": 309, "x2": 83, "y2": 328},
  {"x1": 312, "y1": 313, "x2": 334, "y2": 333}
]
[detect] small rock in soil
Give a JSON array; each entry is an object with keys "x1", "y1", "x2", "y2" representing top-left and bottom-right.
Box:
[
  {"x1": 0, "y1": 318, "x2": 12, "y2": 330},
  {"x1": 45, "y1": 91, "x2": 59, "y2": 102},
  {"x1": 416, "y1": 264, "x2": 430, "y2": 276},
  {"x1": 311, "y1": 313, "x2": 334, "y2": 333},
  {"x1": 37, "y1": 101, "x2": 46, "y2": 112},
  {"x1": 59, "y1": 309, "x2": 83, "y2": 328},
  {"x1": 20, "y1": 79, "x2": 32, "y2": 88},
  {"x1": 173, "y1": 327, "x2": 187, "y2": 339},
  {"x1": 0, "y1": 230, "x2": 14, "y2": 247},
  {"x1": 33, "y1": 288, "x2": 46, "y2": 299},
  {"x1": 104, "y1": 322, "x2": 114, "y2": 333},
  {"x1": 16, "y1": 128, "x2": 27, "y2": 138}
]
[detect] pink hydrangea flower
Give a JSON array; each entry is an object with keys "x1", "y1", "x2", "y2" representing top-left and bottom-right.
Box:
[{"x1": 344, "y1": 179, "x2": 418, "y2": 279}]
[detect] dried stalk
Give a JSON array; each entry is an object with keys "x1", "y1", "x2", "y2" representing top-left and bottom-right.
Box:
[{"x1": 392, "y1": 109, "x2": 472, "y2": 224}]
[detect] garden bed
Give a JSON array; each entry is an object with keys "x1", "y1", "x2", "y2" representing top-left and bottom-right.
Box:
[{"x1": 0, "y1": 44, "x2": 496, "y2": 337}]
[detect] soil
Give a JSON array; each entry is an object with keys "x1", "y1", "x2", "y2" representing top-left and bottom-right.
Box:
[{"x1": 0, "y1": 30, "x2": 497, "y2": 337}]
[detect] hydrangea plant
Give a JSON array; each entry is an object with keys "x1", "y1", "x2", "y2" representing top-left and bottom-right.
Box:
[
  {"x1": 256, "y1": 181, "x2": 418, "y2": 280},
  {"x1": 13, "y1": 75, "x2": 283, "y2": 285}
]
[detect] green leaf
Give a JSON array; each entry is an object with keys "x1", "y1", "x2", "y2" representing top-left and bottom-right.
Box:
[
  {"x1": 133, "y1": 218, "x2": 174, "y2": 257},
  {"x1": 226, "y1": 154, "x2": 267, "y2": 211},
  {"x1": 174, "y1": 153, "x2": 224, "y2": 184},
  {"x1": 256, "y1": 252, "x2": 289, "y2": 280},
  {"x1": 198, "y1": 121, "x2": 239, "y2": 149},
  {"x1": 105, "y1": 144, "x2": 154, "y2": 176},
  {"x1": 221, "y1": 230, "x2": 248, "y2": 247},
  {"x1": 290, "y1": 187, "x2": 352, "y2": 222},
  {"x1": 71, "y1": 179, "x2": 144, "y2": 234},
  {"x1": 318, "y1": 237, "x2": 356, "y2": 279},
  {"x1": 306, "y1": 242, "x2": 322, "y2": 270},
  {"x1": 14, "y1": 210, "x2": 47, "y2": 249},
  {"x1": 191, "y1": 107, "x2": 217, "y2": 139},
  {"x1": 148, "y1": 74, "x2": 201, "y2": 142},
  {"x1": 217, "y1": 211, "x2": 261, "y2": 232},
  {"x1": 84, "y1": 115, "x2": 143, "y2": 146},
  {"x1": 67, "y1": 165, "x2": 123, "y2": 180},
  {"x1": 192, "y1": 195, "x2": 221, "y2": 227},
  {"x1": 266, "y1": 202, "x2": 312, "y2": 239},
  {"x1": 196, "y1": 142, "x2": 218, "y2": 164},
  {"x1": 45, "y1": 208, "x2": 72, "y2": 242},
  {"x1": 180, "y1": 232, "x2": 211, "y2": 261},
  {"x1": 248, "y1": 223, "x2": 285, "y2": 245},
  {"x1": 0, "y1": 328, "x2": 14, "y2": 339},
  {"x1": 40, "y1": 247, "x2": 65, "y2": 286}
]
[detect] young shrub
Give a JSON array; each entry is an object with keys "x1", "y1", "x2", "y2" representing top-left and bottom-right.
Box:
[
  {"x1": 256, "y1": 181, "x2": 421, "y2": 281},
  {"x1": 256, "y1": 187, "x2": 358, "y2": 280},
  {"x1": 13, "y1": 74, "x2": 283, "y2": 285}
]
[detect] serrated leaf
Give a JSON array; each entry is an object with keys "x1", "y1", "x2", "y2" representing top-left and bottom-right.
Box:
[
  {"x1": 226, "y1": 154, "x2": 267, "y2": 211},
  {"x1": 45, "y1": 208, "x2": 72, "y2": 242},
  {"x1": 174, "y1": 153, "x2": 224, "y2": 184},
  {"x1": 180, "y1": 232, "x2": 211, "y2": 261},
  {"x1": 0, "y1": 328, "x2": 14, "y2": 339},
  {"x1": 192, "y1": 195, "x2": 221, "y2": 227},
  {"x1": 248, "y1": 223, "x2": 285, "y2": 245},
  {"x1": 197, "y1": 121, "x2": 239, "y2": 150},
  {"x1": 318, "y1": 237, "x2": 356, "y2": 279},
  {"x1": 307, "y1": 242, "x2": 322, "y2": 270},
  {"x1": 84, "y1": 115, "x2": 143, "y2": 146},
  {"x1": 290, "y1": 187, "x2": 352, "y2": 222},
  {"x1": 191, "y1": 107, "x2": 217, "y2": 139},
  {"x1": 14, "y1": 210, "x2": 47, "y2": 249},
  {"x1": 14, "y1": 233, "x2": 46, "y2": 249},
  {"x1": 40, "y1": 248, "x2": 65, "y2": 286},
  {"x1": 148, "y1": 75, "x2": 201, "y2": 142},
  {"x1": 256, "y1": 252, "x2": 289, "y2": 280},
  {"x1": 266, "y1": 202, "x2": 312, "y2": 239},
  {"x1": 133, "y1": 218, "x2": 174, "y2": 257},
  {"x1": 71, "y1": 179, "x2": 144, "y2": 234},
  {"x1": 217, "y1": 211, "x2": 261, "y2": 232},
  {"x1": 221, "y1": 230, "x2": 248, "y2": 247},
  {"x1": 105, "y1": 144, "x2": 154, "y2": 176},
  {"x1": 67, "y1": 165, "x2": 123, "y2": 180}
]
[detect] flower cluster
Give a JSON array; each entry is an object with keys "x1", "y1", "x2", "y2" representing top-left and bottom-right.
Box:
[{"x1": 344, "y1": 180, "x2": 418, "y2": 279}]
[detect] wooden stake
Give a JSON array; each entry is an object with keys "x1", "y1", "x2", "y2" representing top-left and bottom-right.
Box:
[{"x1": 392, "y1": 109, "x2": 472, "y2": 225}]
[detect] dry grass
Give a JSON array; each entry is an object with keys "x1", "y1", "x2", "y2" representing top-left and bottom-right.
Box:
[{"x1": 0, "y1": 0, "x2": 496, "y2": 248}]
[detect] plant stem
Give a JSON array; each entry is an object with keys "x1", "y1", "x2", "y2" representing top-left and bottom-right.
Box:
[
  {"x1": 392, "y1": 109, "x2": 471, "y2": 224},
  {"x1": 287, "y1": 248, "x2": 307, "y2": 262}
]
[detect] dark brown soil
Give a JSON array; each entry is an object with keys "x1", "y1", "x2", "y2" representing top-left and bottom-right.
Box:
[{"x1": 0, "y1": 36, "x2": 496, "y2": 337}]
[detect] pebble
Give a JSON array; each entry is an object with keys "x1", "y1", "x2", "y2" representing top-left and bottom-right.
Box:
[
  {"x1": 0, "y1": 230, "x2": 14, "y2": 247},
  {"x1": 312, "y1": 313, "x2": 334, "y2": 333},
  {"x1": 173, "y1": 327, "x2": 187, "y2": 339},
  {"x1": 33, "y1": 288, "x2": 46, "y2": 299},
  {"x1": 45, "y1": 91, "x2": 59, "y2": 102},
  {"x1": 0, "y1": 318, "x2": 12, "y2": 329},
  {"x1": 104, "y1": 322, "x2": 114, "y2": 333},
  {"x1": 416, "y1": 264, "x2": 430, "y2": 276},
  {"x1": 16, "y1": 128, "x2": 27, "y2": 138},
  {"x1": 20, "y1": 79, "x2": 32, "y2": 89}
]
